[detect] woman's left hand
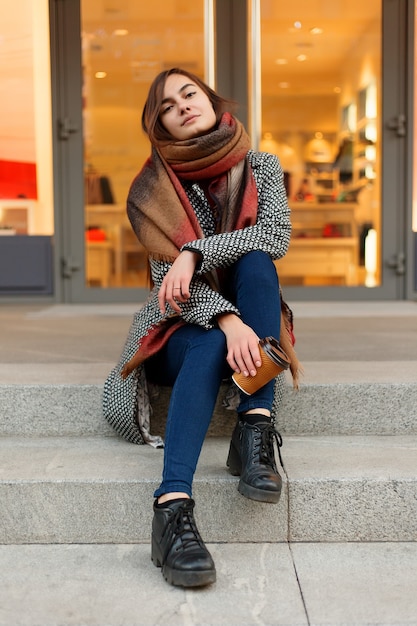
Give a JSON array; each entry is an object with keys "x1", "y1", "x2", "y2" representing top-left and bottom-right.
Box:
[
  {"x1": 158, "y1": 250, "x2": 200, "y2": 314},
  {"x1": 217, "y1": 313, "x2": 262, "y2": 377}
]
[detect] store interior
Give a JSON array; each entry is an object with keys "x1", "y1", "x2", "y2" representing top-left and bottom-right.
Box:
[{"x1": 0, "y1": 0, "x2": 383, "y2": 289}]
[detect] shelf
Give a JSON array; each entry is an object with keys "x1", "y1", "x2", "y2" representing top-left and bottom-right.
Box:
[{"x1": 278, "y1": 202, "x2": 359, "y2": 285}]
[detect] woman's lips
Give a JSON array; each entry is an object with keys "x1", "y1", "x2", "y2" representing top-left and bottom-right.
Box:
[{"x1": 182, "y1": 115, "x2": 199, "y2": 126}]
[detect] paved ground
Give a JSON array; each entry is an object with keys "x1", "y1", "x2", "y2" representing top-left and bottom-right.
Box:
[
  {"x1": 1, "y1": 542, "x2": 417, "y2": 626},
  {"x1": 1, "y1": 300, "x2": 416, "y2": 380},
  {"x1": 1, "y1": 299, "x2": 416, "y2": 625}
]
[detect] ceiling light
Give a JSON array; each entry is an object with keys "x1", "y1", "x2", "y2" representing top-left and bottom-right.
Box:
[
  {"x1": 95, "y1": 71, "x2": 107, "y2": 79},
  {"x1": 294, "y1": 21, "x2": 302, "y2": 29},
  {"x1": 334, "y1": 86, "x2": 342, "y2": 94},
  {"x1": 113, "y1": 29, "x2": 128, "y2": 36},
  {"x1": 310, "y1": 27, "x2": 323, "y2": 35},
  {"x1": 297, "y1": 54, "x2": 307, "y2": 62},
  {"x1": 275, "y1": 58, "x2": 288, "y2": 65}
]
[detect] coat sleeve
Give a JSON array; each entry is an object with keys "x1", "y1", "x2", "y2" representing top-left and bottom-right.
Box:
[
  {"x1": 149, "y1": 258, "x2": 240, "y2": 329},
  {"x1": 180, "y1": 152, "x2": 291, "y2": 275}
]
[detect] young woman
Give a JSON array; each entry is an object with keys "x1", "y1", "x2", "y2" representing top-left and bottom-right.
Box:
[{"x1": 103, "y1": 68, "x2": 297, "y2": 589}]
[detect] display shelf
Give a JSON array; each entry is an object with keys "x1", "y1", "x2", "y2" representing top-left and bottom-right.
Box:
[
  {"x1": 85, "y1": 204, "x2": 146, "y2": 286},
  {"x1": 277, "y1": 202, "x2": 359, "y2": 285},
  {"x1": 0, "y1": 199, "x2": 37, "y2": 234},
  {"x1": 304, "y1": 163, "x2": 339, "y2": 203}
]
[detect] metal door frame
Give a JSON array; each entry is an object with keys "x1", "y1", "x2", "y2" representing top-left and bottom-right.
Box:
[
  {"x1": 247, "y1": 0, "x2": 410, "y2": 301},
  {"x1": 50, "y1": 0, "x2": 412, "y2": 302},
  {"x1": 50, "y1": 0, "x2": 217, "y2": 302}
]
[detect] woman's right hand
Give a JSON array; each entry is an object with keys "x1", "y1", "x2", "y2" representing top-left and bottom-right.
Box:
[
  {"x1": 158, "y1": 250, "x2": 199, "y2": 314},
  {"x1": 216, "y1": 313, "x2": 261, "y2": 377}
]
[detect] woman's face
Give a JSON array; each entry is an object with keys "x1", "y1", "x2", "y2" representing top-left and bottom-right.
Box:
[{"x1": 159, "y1": 73, "x2": 217, "y2": 141}]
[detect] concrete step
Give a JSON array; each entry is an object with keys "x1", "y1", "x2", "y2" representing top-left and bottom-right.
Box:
[
  {"x1": 1, "y1": 371, "x2": 416, "y2": 438},
  {"x1": 2, "y1": 542, "x2": 417, "y2": 626},
  {"x1": 1, "y1": 435, "x2": 416, "y2": 544}
]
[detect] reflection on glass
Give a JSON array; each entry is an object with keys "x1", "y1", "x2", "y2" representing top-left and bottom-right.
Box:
[
  {"x1": 81, "y1": 1, "x2": 206, "y2": 288},
  {"x1": 260, "y1": 1, "x2": 382, "y2": 287},
  {"x1": 0, "y1": 0, "x2": 53, "y2": 238}
]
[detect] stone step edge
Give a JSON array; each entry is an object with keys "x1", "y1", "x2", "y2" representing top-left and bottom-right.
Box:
[
  {"x1": 0, "y1": 381, "x2": 416, "y2": 437},
  {"x1": 1, "y1": 361, "x2": 416, "y2": 385},
  {"x1": 0, "y1": 435, "x2": 416, "y2": 544}
]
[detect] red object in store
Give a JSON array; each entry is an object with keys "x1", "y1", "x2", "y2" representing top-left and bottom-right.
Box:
[
  {"x1": 0, "y1": 159, "x2": 37, "y2": 199},
  {"x1": 86, "y1": 227, "x2": 107, "y2": 241},
  {"x1": 322, "y1": 223, "x2": 342, "y2": 237}
]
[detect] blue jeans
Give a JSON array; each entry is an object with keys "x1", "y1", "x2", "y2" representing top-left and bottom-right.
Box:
[{"x1": 145, "y1": 251, "x2": 281, "y2": 498}]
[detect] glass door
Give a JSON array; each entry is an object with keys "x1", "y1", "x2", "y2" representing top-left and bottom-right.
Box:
[
  {"x1": 50, "y1": 0, "x2": 408, "y2": 302},
  {"x1": 51, "y1": 0, "x2": 210, "y2": 301},
  {"x1": 81, "y1": 1, "x2": 209, "y2": 292},
  {"x1": 256, "y1": 0, "x2": 406, "y2": 299}
]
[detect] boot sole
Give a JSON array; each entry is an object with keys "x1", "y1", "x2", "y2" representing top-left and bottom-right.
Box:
[
  {"x1": 162, "y1": 564, "x2": 216, "y2": 588},
  {"x1": 151, "y1": 540, "x2": 216, "y2": 588},
  {"x1": 238, "y1": 478, "x2": 281, "y2": 504}
]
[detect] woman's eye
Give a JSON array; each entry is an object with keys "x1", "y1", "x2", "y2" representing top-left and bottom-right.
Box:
[
  {"x1": 162, "y1": 104, "x2": 173, "y2": 114},
  {"x1": 185, "y1": 91, "x2": 196, "y2": 99}
]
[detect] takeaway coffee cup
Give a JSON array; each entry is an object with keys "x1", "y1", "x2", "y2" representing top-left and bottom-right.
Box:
[{"x1": 232, "y1": 336, "x2": 290, "y2": 395}]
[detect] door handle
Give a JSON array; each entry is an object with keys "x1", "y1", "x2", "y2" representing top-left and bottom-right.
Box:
[
  {"x1": 386, "y1": 252, "x2": 405, "y2": 275},
  {"x1": 59, "y1": 117, "x2": 78, "y2": 141},
  {"x1": 386, "y1": 114, "x2": 406, "y2": 137},
  {"x1": 61, "y1": 256, "x2": 81, "y2": 278}
]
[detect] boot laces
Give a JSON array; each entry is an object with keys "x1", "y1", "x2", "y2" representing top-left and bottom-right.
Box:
[
  {"x1": 167, "y1": 504, "x2": 205, "y2": 553},
  {"x1": 259, "y1": 425, "x2": 284, "y2": 470}
]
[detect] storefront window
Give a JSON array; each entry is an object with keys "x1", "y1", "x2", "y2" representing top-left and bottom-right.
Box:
[
  {"x1": 0, "y1": 0, "x2": 53, "y2": 235},
  {"x1": 0, "y1": 0, "x2": 53, "y2": 294},
  {"x1": 81, "y1": 1, "x2": 207, "y2": 289},
  {"x1": 0, "y1": 0, "x2": 53, "y2": 236},
  {"x1": 259, "y1": 1, "x2": 381, "y2": 287}
]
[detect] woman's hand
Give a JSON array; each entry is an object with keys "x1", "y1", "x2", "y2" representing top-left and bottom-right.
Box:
[
  {"x1": 158, "y1": 250, "x2": 200, "y2": 314},
  {"x1": 217, "y1": 313, "x2": 262, "y2": 377}
]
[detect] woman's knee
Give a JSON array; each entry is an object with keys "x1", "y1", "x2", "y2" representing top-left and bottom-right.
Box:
[
  {"x1": 234, "y1": 251, "x2": 279, "y2": 288},
  {"x1": 174, "y1": 325, "x2": 225, "y2": 360}
]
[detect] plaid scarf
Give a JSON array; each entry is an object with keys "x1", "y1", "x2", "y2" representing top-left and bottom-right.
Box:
[
  {"x1": 126, "y1": 113, "x2": 258, "y2": 261},
  {"x1": 121, "y1": 114, "x2": 259, "y2": 378},
  {"x1": 121, "y1": 115, "x2": 302, "y2": 387}
]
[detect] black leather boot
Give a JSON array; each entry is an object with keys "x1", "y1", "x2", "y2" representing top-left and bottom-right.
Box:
[
  {"x1": 226, "y1": 417, "x2": 283, "y2": 503},
  {"x1": 151, "y1": 498, "x2": 216, "y2": 587}
]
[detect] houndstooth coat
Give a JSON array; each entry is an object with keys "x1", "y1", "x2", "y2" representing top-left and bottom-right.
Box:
[{"x1": 103, "y1": 150, "x2": 292, "y2": 446}]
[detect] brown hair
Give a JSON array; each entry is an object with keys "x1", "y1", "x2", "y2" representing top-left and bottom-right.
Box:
[{"x1": 141, "y1": 67, "x2": 236, "y2": 144}]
